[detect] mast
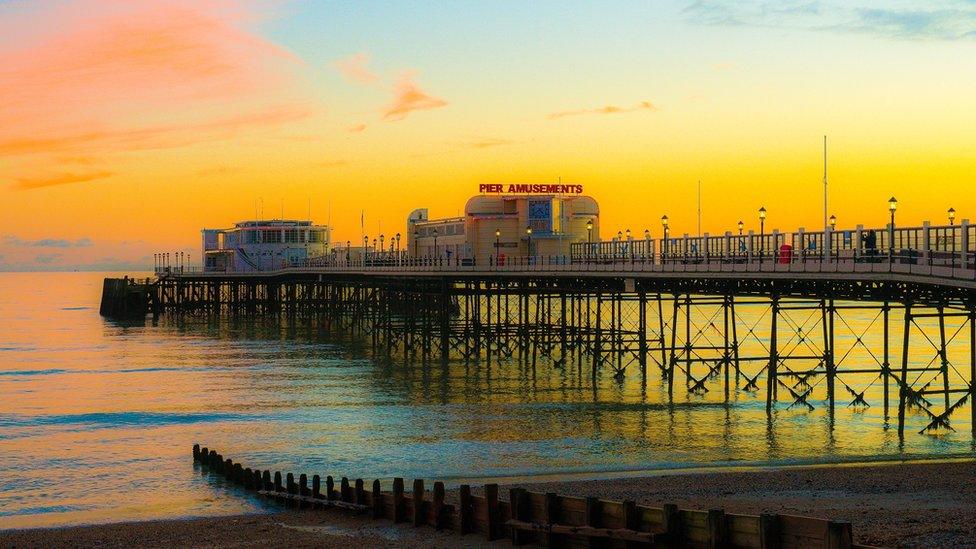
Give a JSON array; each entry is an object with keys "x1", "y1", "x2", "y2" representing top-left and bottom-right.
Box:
[{"x1": 823, "y1": 135, "x2": 828, "y2": 230}]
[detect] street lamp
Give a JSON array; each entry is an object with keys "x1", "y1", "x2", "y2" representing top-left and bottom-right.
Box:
[
  {"x1": 432, "y1": 228, "x2": 438, "y2": 257},
  {"x1": 948, "y1": 207, "x2": 956, "y2": 226},
  {"x1": 586, "y1": 219, "x2": 593, "y2": 243},
  {"x1": 413, "y1": 230, "x2": 419, "y2": 258},
  {"x1": 346, "y1": 240, "x2": 351, "y2": 263},
  {"x1": 363, "y1": 235, "x2": 368, "y2": 259},
  {"x1": 495, "y1": 228, "x2": 501, "y2": 263},
  {"x1": 758, "y1": 206, "x2": 767, "y2": 261},
  {"x1": 737, "y1": 220, "x2": 744, "y2": 235},
  {"x1": 829, "y1": 215, "x2": 837, "y2": 230},
  {"x1": 395, "y1": 232, "x2": 401, "y2": 254},
  {"x1": 526, "y1": 226, "x2": 533, "y2": 260},
  {"x1": 625, "y1": 228, "x2": 631, "y2": 240},
  {"x1": 888, "y1": 196, "x2": 898, "y2": 260},
  {"x1": 661, "y1": 215, "x2": 669, "y2": 262},
  {"x1": 380, "y1": 233, "x2": 385, "y2": 254}
]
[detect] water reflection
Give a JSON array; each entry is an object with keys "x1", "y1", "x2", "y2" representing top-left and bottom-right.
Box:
[{"x1": 0, "y1": 272, "x2": 972, "y2": 529}]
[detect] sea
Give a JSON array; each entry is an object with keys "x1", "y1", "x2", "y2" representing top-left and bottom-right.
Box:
[{"x1": 1, "y1": 271, "x2": 973, "y2": 529}]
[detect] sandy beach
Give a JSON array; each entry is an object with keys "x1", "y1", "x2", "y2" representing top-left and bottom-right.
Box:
[{"x1": 3, "y1": 459, "x2": 975, "y2": 548}]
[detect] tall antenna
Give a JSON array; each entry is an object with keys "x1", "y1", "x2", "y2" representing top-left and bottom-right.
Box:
[
  {"x1": 697, "y1": 180, "x2": 702, "y2": 237},
  {"x1": 823, "y1": 135, "x2": 828, "y2": 230}
]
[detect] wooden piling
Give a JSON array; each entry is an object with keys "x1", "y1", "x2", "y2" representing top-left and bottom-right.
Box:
[
  {"x1": 341, "y1": 477, "x2": 351, "y2": 502},
  {"x1": 312, "y1": 475, "x2": 321, "y2": 498},
  {"x1": 392, "y1": 477, "x2": 405, "y2": 523},
  {"x1": 355, "y1": 479, "x2": 365, "y2": 505},
  {"x1": 326, "y1": 476, "x2": 335, "y2": 501},
  {"x1": 412, "y1": 479, "x2": 425, "y2": 526},
  {"x1": 273, "y1": 471, "x2": 282, "y2": 492},
  {"x1": 432, "y1": 481, "x2": 446, "y2": 530},
  {"x1": 484, "y1": 483, "x2": 500, "y2": 541},
  {"x1": 371, "y1": 479, "x2": 382, "y2": 519},
  {"x1": 458, "y1": 484, "x2": 473, "y2": 535}
]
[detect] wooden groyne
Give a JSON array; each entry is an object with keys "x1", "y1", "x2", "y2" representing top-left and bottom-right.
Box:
[{"x1": 192, "y1": 444, "x2": 872, "y2": 548}]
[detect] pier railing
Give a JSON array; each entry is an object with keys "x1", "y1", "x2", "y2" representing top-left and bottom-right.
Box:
[{"x1": 157, "y1": 221, "x2": 976, "y2": 284}]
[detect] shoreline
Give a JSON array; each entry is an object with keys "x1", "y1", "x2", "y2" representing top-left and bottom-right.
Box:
[{"x1": 4, "y1": 458, "x2": 976, "y2": 548}]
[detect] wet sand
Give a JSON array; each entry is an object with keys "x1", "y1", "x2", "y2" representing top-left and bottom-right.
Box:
[{"x1": 3, "y1": 459, "x2": 975, "y2": 548}]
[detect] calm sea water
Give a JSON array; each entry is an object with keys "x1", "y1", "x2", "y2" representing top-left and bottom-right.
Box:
[{"x1": 1, "y1": 271, "x2": 973, "y2": 529}]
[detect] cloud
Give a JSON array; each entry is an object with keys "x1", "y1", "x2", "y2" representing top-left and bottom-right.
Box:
[
  {"x1": 333, "y1": 52, "x2": 379, "y2": 85},
  {"x1": 348, "y1": 123, "x2": 367, "y2": 133},
  {"x1": 458, "y1": 138, "x2": 514, "y2": 149},
  {"x1": 548, "y1": 101, "x2": 659, "y2": 120},
  {"x1": 34, "y1": 254, "x2": 62, "y2": 264},
  {"x1": 13, "y1": 170, "x2": 114, "y2": 189},
  {"x1": 382, "y1": 74, "x2": 448, "y2": 121},
  {"x1": 3, "y1": 235, "x2": 93, "y2": 248},
  {"x1": 0, "y1": 0, "x2": 309, "y2": 186},
  {"x1": 683, "y1": 1, "x2": 976, "y2": 41}
]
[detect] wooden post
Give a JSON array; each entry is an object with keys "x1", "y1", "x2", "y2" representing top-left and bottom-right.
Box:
[
  {"x1": 222, "y1": 458, "x2": 232, "y2": 477},
  {"x1": 663, "y1": 503, "x2": 682, "y2": 547},
  {"x1": 312, "y1": 475, "x2": 321, "y2": 498},
  {"x1": 432, "y1": 481, "x2": 446, "y2": 530},
  {"x1": 253, "y1": 470, "x2": 262, "y2": 491},
  {"x1": 545, "y1": 492, "x2": 562, "y2": 548},
  {"x1": 192, "y1": 444, "x2": 200, "y2": 461},
  {"x1": 413, "y1": 479, "x2": 425, "y2": 526},
  {"x1": 392, "y1": 477, "x2": 405, "y2": 523},
  {"x1": 622, "y1": 500, "x2": 639, "y2": 549},
  {"x1": 707, "y1": 509, "x2": 726, "y2": 549},
  {"x1": 274, "y1": 471, "x2": 282, "y2": 492},
  {"x1": 485, "y1": 483, "x2": 500, "y2": 541},
  {"x1": 341, "y1": 477, "x2": 351, "y2": 502},
  {"x1": 759, "y1": 513, "x2": 780, "y2": 549},
  {"x1": 827, "y1": 521, "x2": 853, "y2": 549},
  {"x1": 243, "y1": 468, "x2": 253, "y2": 489},
  {"x1": 458, "y1": 484, "x2": 473, "y2": 535},
  {"x1": 355, "y1": 479, "x2": 366, "y2": 505},
  {"x1": 585, "y1": 496, "x2": 601, "y2": 548},
  {"x1": 286, "y1": 473, "x2": 296, "y2": 495},
  {"x1": 326, "y1": 476, "x2": 335, "y2": 501},
  {"x1": 262, "y1": 470, "x2": 271, "y2": 491},
  {"x1": 372, "y1": 479, "x2": 383, "y2": 519}
]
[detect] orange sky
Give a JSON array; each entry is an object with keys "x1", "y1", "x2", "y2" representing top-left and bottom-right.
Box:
[{"x1": 1, "y1": 1, "x2": 974, "y2": 270}]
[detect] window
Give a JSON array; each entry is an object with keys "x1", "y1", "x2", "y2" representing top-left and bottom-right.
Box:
[
  {"x1": 262, "y1": 229, "x2": 282, "y2": 243},
  {"x1": 284, "y1": 229, "x2": 300, "y2": 243},
  {"x1": 246, "y1": 230, "x2": 259, "y2": 244}
]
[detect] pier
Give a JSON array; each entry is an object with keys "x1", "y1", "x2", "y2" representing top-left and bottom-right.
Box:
[{"x1": 107, "y1": 220, "x2": 976, "y2": 440}]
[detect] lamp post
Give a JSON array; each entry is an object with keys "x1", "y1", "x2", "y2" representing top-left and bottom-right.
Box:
[
  {"x1": 661, "y1": 215, "x2": 669, "y2": 263},
  {"x1": 737, "y1": 220, "x2": 743, "y2": 236},
  {"x1": 526, "y1": 226, "x2": 533, "y2": 262},
  {"x1": 948, "y1": 207, "x2": 956, "y2": 226},
  {"x1": 363, "y1": 235, "x2": 368, "y2": 262},
  {"x1": 413, "y1": 230, "x2": 419, "y2": 258},
  {"x1": 432, "y1": 228, "x2": 438, "y2": 258},
  {"x1": 888, "y1": 196, "x2": 897, "y2": 261},
  {"x1": 758, "y1": 206, "x2": 767, "y2": 262},
  {"x1": 346, "y1": 240, "x2": 350, "y2": 264},
  {"x1": 829, "y1": 214, "x2": 836, "y2": 230},
  {"x1": 495, "y1": 228, "x2": 501, "y2": 263},
  {"x1": 643, "y1": 228, "x2": 651, "y2": 261},
  {"x1": 395, "y1": 232, "x2": 401, "y2": 253},
  {"x1": 626, "y1": 228, "x2": 633, "y2": 259},
  {"x1": 379, "y1": 233, "x2": 385, "y2": 256},
  {"x1": 586, "y1": 219, "x2": 593, "y2": 243}
]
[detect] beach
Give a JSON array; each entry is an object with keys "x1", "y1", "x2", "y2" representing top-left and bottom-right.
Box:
[{"x1": 4, "y1": 459, "x2": 975, "y2": 548}]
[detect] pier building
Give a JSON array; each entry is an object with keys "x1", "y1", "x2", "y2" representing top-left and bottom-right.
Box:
[
  {"x1": 201, "y1": 219, "x2": 330, "y2": 272},
  {"x1": 406, "y1": 185, "x2": 600, "y2": 263}
]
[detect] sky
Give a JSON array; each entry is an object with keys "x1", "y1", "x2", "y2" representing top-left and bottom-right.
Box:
[{"x1": 1, "y1": 0, "x2": 974, "y2": 270}]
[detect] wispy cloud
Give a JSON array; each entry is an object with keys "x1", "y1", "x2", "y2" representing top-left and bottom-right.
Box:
[
  {"x1": 348, "y1": 123, "x2": 367, "y2": 133},
  {"x1": 683, "y1": 1, "x2": 976, "y2": 41},
  {"x1": 548, "y1": 101, "x2": 659, "y2": 120},
  {"x1": 382, "y1": 74, "x2": 448, "y2": 121},
  {"x1": 333, "y1": 52, "x2": 379, "y2": 85},
  {"x1": 35, "y1": 254, "x2": 62, "y2": 264},
  {"x1": 3, "y1": 235, "x2": 93, "y2": 248},
  {"x1": 458, "y1": 138, "x2": 514, "y2": 149},
  {"x1": 13, "y1": 170, "x2": 114, "y2": 190}
]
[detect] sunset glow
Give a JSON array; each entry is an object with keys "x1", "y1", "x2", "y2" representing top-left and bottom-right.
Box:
[{"x1": 2, "y1": 0, "x2": 974, "y2": 270}]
